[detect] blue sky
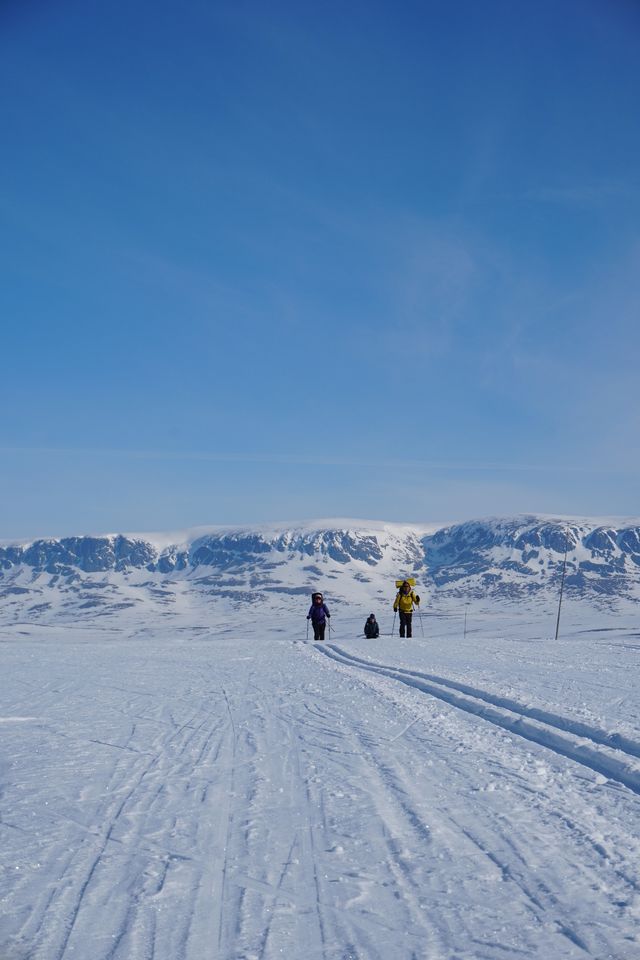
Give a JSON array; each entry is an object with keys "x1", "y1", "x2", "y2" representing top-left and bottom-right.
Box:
[{"x1": 1, "y1": 0, "x2": 639, "y2": 538}]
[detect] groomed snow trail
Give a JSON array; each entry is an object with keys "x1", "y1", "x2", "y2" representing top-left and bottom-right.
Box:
[{"x1": 1, "y1": 630, "x2": 639, "y2": 959}]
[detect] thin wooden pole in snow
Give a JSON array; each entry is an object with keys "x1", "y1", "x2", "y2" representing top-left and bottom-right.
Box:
[{"x1": 554, "y1": 529, "x2": 570, "y2": 642}]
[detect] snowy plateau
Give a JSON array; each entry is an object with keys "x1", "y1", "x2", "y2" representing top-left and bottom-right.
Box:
[{"x1": 1, "y1": 515, "x2": 639, "y2": 960}]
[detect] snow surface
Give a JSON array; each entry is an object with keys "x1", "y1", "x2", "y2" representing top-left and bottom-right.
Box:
[{"x1": 1, "y1": 601, "x2": 639, "y2": 959}]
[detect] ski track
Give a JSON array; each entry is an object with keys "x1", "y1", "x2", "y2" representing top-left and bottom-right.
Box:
[
  {"x1": 1, "y1": 635, "x2": 639, "y2": 959},
  {"x1": 302, "y1": 640, "x2": 640, "y2": 959},
  {"x1": 319, "y1": 643, "x2": 640, "y2": 796},
  {"x1": 25, "y1": 701, "x2": 229, "y2": 960}
]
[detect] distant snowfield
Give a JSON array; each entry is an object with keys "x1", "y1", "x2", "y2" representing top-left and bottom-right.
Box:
[{"x1": 1, "y1": 607, "x2": 639, "y2": 960}]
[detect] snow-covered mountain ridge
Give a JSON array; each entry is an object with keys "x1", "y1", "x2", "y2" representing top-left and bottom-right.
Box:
[
  {"x1": 0, "y1": 522, "x2": 425, "y2": 576},
  {"x1": 2, "y1": 515, "x2": 640, "y2": 624}
]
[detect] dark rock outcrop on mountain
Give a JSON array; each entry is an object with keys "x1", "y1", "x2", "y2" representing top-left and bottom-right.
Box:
[
  {"x1": 0, "y1": 536, "x2": 157, "y2": 576},
  {"x1": 0, "y1": 528, "x2": 407, "y2": 575},
  {"x1": 421, "y1": 516, "x2": 640, "y2": 600}
]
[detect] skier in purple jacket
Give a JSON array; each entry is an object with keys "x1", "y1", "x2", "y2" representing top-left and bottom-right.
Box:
[{"x1": 307, "y1": 592, "x2": 330, "y2": 642}]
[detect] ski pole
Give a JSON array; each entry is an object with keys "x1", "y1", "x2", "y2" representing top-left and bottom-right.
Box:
[
  {"x1": 306, "y1": 618, "x2": 309, "y2": 641},
  {"x1": 390, "y1": 611, "x2": 396, "y2": 637},
  {"x1": 418, "y1": 606, "x2": 425, "y2": 637}
]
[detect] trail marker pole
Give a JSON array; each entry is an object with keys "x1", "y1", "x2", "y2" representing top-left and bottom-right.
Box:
[{"x1": 554, "y1": 530, "x2": 569, "y2": 643}]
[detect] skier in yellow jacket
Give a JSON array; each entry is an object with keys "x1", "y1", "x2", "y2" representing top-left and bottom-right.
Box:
[{"x1": 393, "y1": 581, "x2": 420, "y2": 638}]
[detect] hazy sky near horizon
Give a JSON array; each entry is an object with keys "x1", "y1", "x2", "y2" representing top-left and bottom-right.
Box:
[{"x1": 1, "y1": 0, "x2": 639, "y2": 538}]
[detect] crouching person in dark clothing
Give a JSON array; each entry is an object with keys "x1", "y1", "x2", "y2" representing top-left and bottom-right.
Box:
[
  {"x1": 307, "y1": 592, "x2": 330, "y2": 642},
  {"x1": 364, "y1": 614, "x2": 379, "y2": 639}
]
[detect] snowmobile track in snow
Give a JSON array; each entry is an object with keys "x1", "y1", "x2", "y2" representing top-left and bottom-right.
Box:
[{"x1": 318, "y1": 644, "x2": 640, "y2": 797}]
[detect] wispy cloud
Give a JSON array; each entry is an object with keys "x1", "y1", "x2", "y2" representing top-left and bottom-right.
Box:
[
  {"x1": 1, "y1": 445, "x2": 637, "y2": 476},
  {"x1": 530, "y1": 179, "x2": 640, "y2": 208}
]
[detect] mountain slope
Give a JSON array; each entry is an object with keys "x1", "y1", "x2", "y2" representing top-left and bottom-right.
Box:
[
  {"x1": 0, "y1": 516, "x2": 640, "y2": 622},
  {"x1": 1, "y1": 515, "x2": 640, "y2": 625}
]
